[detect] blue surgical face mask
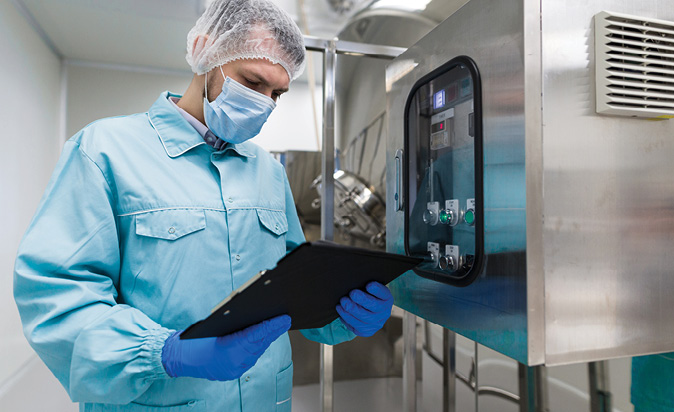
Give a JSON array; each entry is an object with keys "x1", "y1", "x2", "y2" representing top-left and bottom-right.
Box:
[{"x1": 203, "y1": 67, "x2": 276, "y2": 144}]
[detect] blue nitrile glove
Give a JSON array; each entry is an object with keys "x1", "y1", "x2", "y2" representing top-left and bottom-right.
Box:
[
  {"x1": 336, "y1": 282, "x2": 394, "y2": 337},
  {"x1": 161, "y1": 315, "x2": 291, "y2": 381}
]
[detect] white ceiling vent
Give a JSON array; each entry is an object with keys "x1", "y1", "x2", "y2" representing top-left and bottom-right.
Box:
[{"x1": 595, "y1": 11, "x2": 674, "y2": 119}]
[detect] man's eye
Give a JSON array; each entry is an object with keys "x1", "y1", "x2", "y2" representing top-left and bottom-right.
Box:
[{"x1": 245, "y1": 78, "x2": 260, "y2": 86}]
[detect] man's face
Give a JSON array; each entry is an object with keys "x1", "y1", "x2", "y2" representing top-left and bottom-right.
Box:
[{"x1": 205, "y1": 58, "x2": 290, "y2": 103}]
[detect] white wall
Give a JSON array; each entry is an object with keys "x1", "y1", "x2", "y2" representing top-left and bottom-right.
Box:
[
  {"x1": 65, "y1": 64, "x2": 192, "y2": 138},
  {"x1": 66, "y1": 64, "x2": 322, "y2": 154},
  {"x1": 255, "y1": 80, "x2": 323, "y2": 152},
  {"x1": 0, "y1": 0, "x2": 63, "y2": 390}
]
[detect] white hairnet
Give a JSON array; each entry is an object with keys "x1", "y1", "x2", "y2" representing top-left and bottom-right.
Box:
[{"x1": 186, "y1": 0, "x2": 306, "y2": 81}]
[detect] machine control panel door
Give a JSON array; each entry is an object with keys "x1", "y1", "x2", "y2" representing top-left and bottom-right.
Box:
[{"x1": 403, "y1": 56, "x2": 484, "y2": 286}]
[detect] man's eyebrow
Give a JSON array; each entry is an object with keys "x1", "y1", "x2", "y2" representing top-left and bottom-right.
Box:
[{"x1": 242, "y1": 69, "x2": 288, "y2": 93}]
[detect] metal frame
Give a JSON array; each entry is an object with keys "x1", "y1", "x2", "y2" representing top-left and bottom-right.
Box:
[
  {"x1": 589, "y1": 361, "x2": 612, "y2": 412},
  {"x1": 306, "y1": 35, "x2": 405, "y2": 412}
]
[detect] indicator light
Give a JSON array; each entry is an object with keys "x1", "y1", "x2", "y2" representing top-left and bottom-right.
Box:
[{"x1": 439, "y1": 209, "x2": 452, "y2": 224}]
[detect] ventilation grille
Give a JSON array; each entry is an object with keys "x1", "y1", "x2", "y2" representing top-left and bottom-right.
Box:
[{"x1": 595, "y1": 11, "x2": 674, "y2": 118}]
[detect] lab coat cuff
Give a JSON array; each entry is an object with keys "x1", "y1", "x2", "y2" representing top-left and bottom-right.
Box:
[
  {"x1": 144, "y1": 327, "x2": 175, "y2": 381},
  {"x1": 334, "y1": 317, "x2": 357, "y2": 341}
]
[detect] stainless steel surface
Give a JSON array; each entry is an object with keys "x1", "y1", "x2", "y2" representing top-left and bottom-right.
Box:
[
  {"x1": 589, "y1": 361, "x2": 612, "y2": 412},
  {"x1": 540, "y1": 0, "x2": 674, "y2": 365},
  {"x1": 442, "y1": 329, "x2": 456, "y2": 412},
  {"x1": 523, "y1": 0, "x2": 545, "y2": 367},
  {"x1": 320, "y1": 39, "x2": 337, "y2": 412},
  {"x1": 386, "y1": 0, "x2": 674, "y2": 366},
  {"x1": 403, "y1": 311, "x2": 417, "y2": 412}
]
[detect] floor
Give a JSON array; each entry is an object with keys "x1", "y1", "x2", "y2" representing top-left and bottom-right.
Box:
[
  {"x1": 292, "y1": 378, "x2": 408, "y2": 412},
  {"x1": 1, "y1": 356, "x2": 407, "y2": 412}
]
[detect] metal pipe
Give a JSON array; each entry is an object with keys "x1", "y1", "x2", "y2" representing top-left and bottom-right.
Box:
[
  {"x1": 425, "y1": 346, "x2": 521, "y2": 404},
  {"x1": 518, "y1": 363, "x2": 535, "y2": 412},
  {"x1": 403, "y1": 311, "x2": 417, "y2": 412},
  {"x1": 442, "y1": 329, "x2": 456, "y2": 412},
  {"x1": 303, "y1": 35, "x2": 405, "y2": 59},
  {"x1": 534, "y1": 366, "x2": 550, "y2": 412},
  {"x1": 319, "y1": 39, "x2": 338, "y2": 412},
  {"x1": 589, "y1": 361, "x2": 612, "y2": 412}
]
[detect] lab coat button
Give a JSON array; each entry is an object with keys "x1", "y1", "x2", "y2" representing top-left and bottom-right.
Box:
[
  {"x1": 228, "y1": 197, "x2": 234, "y2": 203},
  {"x1": 168, "y1": 227, "x2": 176, "y2": 234},
  {"x1": 235, "y1": 254, "x2": 241, "y2": 261},
  {"x1": 245, "y1": 376, "x2": 251, "y2": 382}
]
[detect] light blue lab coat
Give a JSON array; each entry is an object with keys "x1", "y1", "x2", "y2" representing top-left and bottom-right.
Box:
[{"x1": 14, "y1": 91, "x2": 355, "y2": 412}]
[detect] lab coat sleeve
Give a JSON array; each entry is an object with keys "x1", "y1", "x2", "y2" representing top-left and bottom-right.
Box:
[
  {"x1": 13, "y1": 138, "x2": 172, "y2": 405},
  {"x1": 281, "y1": 169, "x2": 357, "y2": 345}
]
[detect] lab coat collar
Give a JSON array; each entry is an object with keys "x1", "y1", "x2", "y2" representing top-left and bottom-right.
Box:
[{"x1": 148, "y1": 91, "x2": 255, "y2": 159}]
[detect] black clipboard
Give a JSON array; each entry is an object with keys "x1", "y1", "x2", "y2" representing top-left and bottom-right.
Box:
[{"x1": 181, "y1": 241, "x2": 422, "y2": 339}]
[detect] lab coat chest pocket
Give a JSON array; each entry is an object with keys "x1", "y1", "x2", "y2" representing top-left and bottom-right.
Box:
[
  {"x1": 124, "y1": 209, "x2": 207, "y2": 300},
  {"x1": 135, "y1": 209, "x2": 206, "y2": 240},
  {"x1": 256, "y1": 209, "x2": 288, "y2": 237},
  {"x1": 255, "y1": 209, "x2": 288, "y2": 265},
  {"x1": 276, "y1": 362, "x2": 293, "y2": 412}
]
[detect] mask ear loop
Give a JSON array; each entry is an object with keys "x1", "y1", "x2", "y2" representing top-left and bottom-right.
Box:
[{"x1": 219, "y1": 66, "x2": 227, "y2": 84}]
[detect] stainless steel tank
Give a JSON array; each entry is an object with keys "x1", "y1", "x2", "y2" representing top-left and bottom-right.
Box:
[{"x1": 386, "y1": 0, "x2": 674, "y2": 366}]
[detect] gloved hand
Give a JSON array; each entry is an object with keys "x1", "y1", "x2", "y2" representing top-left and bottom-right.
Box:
[
  {"x1": 161, "y1": 315, "x2": 291, "y2": 381},
  {"x1": 336, "y1": 282, "x2": 394, "y2": 337}
]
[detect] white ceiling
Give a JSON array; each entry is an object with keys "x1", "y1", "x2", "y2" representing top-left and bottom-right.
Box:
[{"x1": 16, "y1": 0, "x2": 363, "y2": 77}]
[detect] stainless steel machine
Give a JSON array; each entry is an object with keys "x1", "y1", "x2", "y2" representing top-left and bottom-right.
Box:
[{"x1": 386, "y1": 0, "x2": 674, "y2": 368}]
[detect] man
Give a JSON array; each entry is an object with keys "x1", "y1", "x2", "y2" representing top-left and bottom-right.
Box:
[{"x1": 13, "y1": 1, "x2": 394, "y2": 410}]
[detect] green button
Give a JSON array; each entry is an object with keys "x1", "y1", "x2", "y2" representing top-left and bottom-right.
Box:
[
  {"x1": 439, "y1": 210, "x2": 451, "y2": 224},
  {"x1": 464, "y1": 209, "x2": 475, "y2": 225}
]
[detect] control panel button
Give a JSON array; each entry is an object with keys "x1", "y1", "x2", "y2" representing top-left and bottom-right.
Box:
[
  {"x1": 439, "y1": 209, "x2": 453, "y2": 225},
  {"x1": 464, "y1": 198, "x2": 476, "y2": 226},
  {"x1": 423, "y1": 202, "x2": 440, "y2": 226},
  {"x1": 439, "y1": 255, "x2": 455, "y2": 271},
  {"x1": 464, "y1": 209, "x2": 475, "y2": 226},
  {"x1": 427, "y1": 242, "x2": 440, "y2": 268},
  {"x1": 441, "y1": 199, "x2": 460, "y2": 226}
]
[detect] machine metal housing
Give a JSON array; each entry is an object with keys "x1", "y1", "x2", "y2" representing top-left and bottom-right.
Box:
[{"x1": 386, "y1": 0, "x2": 674, "y2": 366}]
